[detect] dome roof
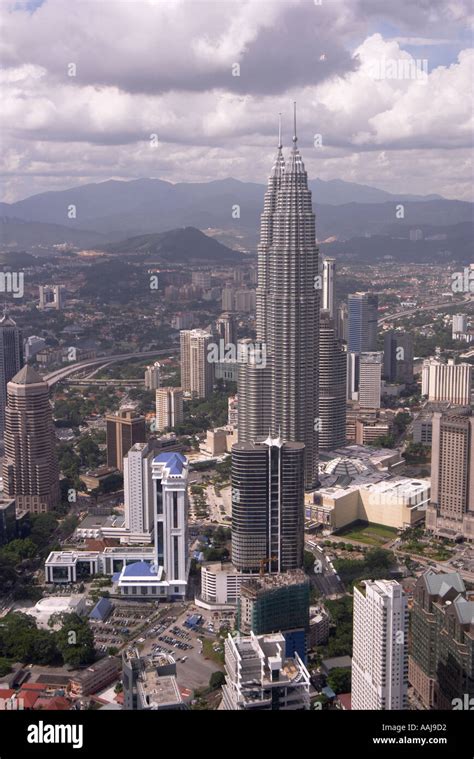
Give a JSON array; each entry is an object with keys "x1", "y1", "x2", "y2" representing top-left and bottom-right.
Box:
[{"x1": 325, "y1": 457, "x2": 368, "y2": 478}]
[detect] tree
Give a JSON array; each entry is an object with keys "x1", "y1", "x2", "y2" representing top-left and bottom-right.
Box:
[
  {"x1": 0, "y1": 658, "x2": 12, "y2": 677},
  {"x1": 209, "y1": 671, "x2": 225, "y2": 690},
  {"x1": 55, "y1": 613, "x2": 95, "y2": 667},
  {"x1": 303, "y1": 550, "x2": 315, "y2": 573},
  {"x1": 327, "y1": 667, "x2": 351, "y2": 695}
]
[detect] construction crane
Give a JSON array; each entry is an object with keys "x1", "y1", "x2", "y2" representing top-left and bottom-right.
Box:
[{"x1": 259, "y1": 556, "x2": 277, "y2": 576}]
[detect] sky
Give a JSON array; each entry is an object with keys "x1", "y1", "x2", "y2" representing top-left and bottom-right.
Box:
[{"x1": 0, "y1": 0, "x2": 473, "y2": 202}]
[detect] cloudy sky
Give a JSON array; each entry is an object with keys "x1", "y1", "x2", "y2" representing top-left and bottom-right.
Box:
[{"x1": 1, "y1": 0, "x2": 473, "y2": 202}]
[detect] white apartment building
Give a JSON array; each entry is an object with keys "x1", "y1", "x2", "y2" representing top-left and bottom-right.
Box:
[
  {"x1": 358, "y1": 352, "x2": 383, "y2": 409},
  {"x1": 155, "y1": 387, "x2": 183, "y2": 431},
  {"x1": 352, "y1": 580, "x2": 408, "y2": 710},
  {"x1": 180, "y1": 328, "x2": 214, "y2": 398},
  {"x1": 422, "y1": 358, "x2": 472, "y2": 405},
  {"x1": 322, "y1": 257, "x2": 336, "y2": 318},
  {"x1": 197, "y1": 562, "x2": 244, "y2": 609},
  {"x1": 124, "y1": 443, "x2": 154, "y2": 536},
  {"x1": 144, "y1": 362, "x2": 161, "y2": 390}
]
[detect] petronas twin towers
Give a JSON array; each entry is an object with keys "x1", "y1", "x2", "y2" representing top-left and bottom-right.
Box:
[{"x1": 238, "y1": 106, "x2": 320, "y2": 488}]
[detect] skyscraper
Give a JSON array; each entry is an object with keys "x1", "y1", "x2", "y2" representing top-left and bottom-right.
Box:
[
  {"x1": 348, "y1": 292, "x2": 378, "y2": 354},
  {"x1": 322, "y1": 257, "x2": 336, "y2": 318},
  {"x1": 3, "y1": 366, "x2": 59, "y2": 514},
  {"x1": 144, "y1": 361, "x2": 161, "y2": 390},
  {"x1": 319, "y1": 310, "x2": 346, "y2": 449},
  {"x1": 383, "y1": 330, "x2": 414, "y2": 384},
  {"x1": 239, "y1": 108, "x2": 319, "y2": 488},
  {"x1": 215, "y1": 312, "x2": 236, "y2": 347},
  {"x1": 426, "y1": 410, "x2": 474, "y2": 541},
  {"x1": 180, "y1": 328, "x2": 214, "y2": 399},
  {"x1": 155, "y1": 387, "x2": 184, "y2": 431},
  {"x1": 352, "y1": 580, "x2": 408, "y2": 710},
  {"x1": 123, "y1": 442, "x2": 154, "y2": 536},
  {"x1": 231, "y1": 435, "x2": 305, "y2": 574},
  {"x1": 421, "y1": 358, "x2": 471, "y2": 405},
  {"x1": 0, "y1": 310, "x2": 23, "y2": 438},
  {"x1": 358, "y1": 351, "x2": 383, "y2": 409},
  {"x1": 106, "y1": 408, "x2": 146, "y2": 471}
]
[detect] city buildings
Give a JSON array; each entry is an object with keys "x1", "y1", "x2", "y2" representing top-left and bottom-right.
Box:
[
  {"x1": 383, "y1": 331, "x2": 414, "y2": 384},
  {"x1": 352, "y1": 580, "x2": 408, "y2": 710},
  {"x1": 0, "y1": 309, "x2": 23, "y2": 438},
  {"x1": 180, "y1": 328, "x2": 214, "y2": 398},
  {"x1": 348, "y1": 292, "x2": 378, "y2": 354},
  {"x1": 24, "y1": 335, "x2": 46, "y2": 362},
  {"x1": 421, "y1": 358, "x2": 472, "y2": 405},
  {"x1": 231, "y1": 436, "x2": 305, "y2": 574},
  {"x1": 426, "y1": 410, "x2": 474, "y2": 541},
  {"x1": 198, "y1": 561, "x2": 244, "y2": 608},
  {"x1": 452, "y1": 313, "x2": 468, "y2": 340},
  {"x1": 122, "y1": 651, "x2": 185, "y2": 710},
  {"x1": 68, "y1": 657, "x2": 121, "y2": 698},
  {"x1": 106, "y1": 408, "x2": 146, "y2": 471},
  {"x1": 215, "y1": 312, "x2": 236, "y2": 347},
  {"x1": 3, "y1": 366, "x2": 59, "y2": 513},
  {"x1": 239, "y1": 113, "x2": 319, "y2": 488},
  {"x1": 155, "y1": 387, "x2": 184, "y2": 431},
  {"x1": 144, "y1": 361, "x2": 161, "y2": 390},
  {"x1": 409, "y1": 569, "x2": 473, "y2": 710},
  {"x1": 221, "y1": 632, "x2": 310, "y2": 710},
  {"x1": 38, "y1": 284, "x2": 63, "y2": 311},
  {"x1": 322, "y1": 257, "x2": 336, "y2": 318},
  {"x1": 358, "y1": 352, "x2": 383, "y2": 409},
  {"x1": 319, "y1": 310, "x2": 346, "y2": 450},
  {"x1": 123, "y1": 442, "x2": 154, "y2": 537}
]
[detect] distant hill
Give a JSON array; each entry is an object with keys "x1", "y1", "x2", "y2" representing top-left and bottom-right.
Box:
[
  {"x1": 0, "y1": 217, "x2": 105, "y2": 248},
  {"x1": 0, "y1": 249, "x2": 38, "y2": 266},
  {"x1": 100, "y1": 226, "x2": 243, "y2": 263}
]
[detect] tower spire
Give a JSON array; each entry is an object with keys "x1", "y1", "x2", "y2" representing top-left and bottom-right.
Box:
[
  {"x1": 292, "y1": 101, "x2": 297, "y2": 144},
  {"x1": 278, "y1": 112, "x2": 282, "y2": 150}
]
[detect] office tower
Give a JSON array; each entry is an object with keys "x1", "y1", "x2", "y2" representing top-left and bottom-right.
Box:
[
  {"x1": 409, "y1": 569, "x2": 473, "y2": 710},
  {"x1": 221, "y1": 286, "x2": 234, "y2": 312},
  {"x1": 358, "y1": 352, "x2": 383, "y2": 409},
  {"x1": 155, "y1": 387, "x2": 184, "y2": 431},
  {"x1": 383, "y1": 331, "x2": 414, "y2": 384},
  {"x1": 38, "y1": 284, "x2": 63, "y2": 310},
  {"x1": 144, "y1": 361, "x2": 161, "y2": 390},
  {"x1": 3, "y1": 366, "x2": 59, "y2": 514},
  {"x1": 122, "y1": 652, "x2": 185, "y2": 710},
  {"x1": 452, "y1": 313, "x2": 468, "y2": 339},
  {"x1": 322, "y1": 257, "x2": 336, "y2": 318},
  {"x1": 346, "y1": 351, "x2": 359, "y2": 401},
  {"x1": 240, "y1": 110, "x2": 319, "y2": 489},
  {"x1": 123, "y1": 443, "x2": 154, "y2": 536},
  {"x1": 180, "y1": 328, "x2": 214, "y2": 399},
  {"x1": 352, "y1": 580, "x2": 408, "y2": 710},
  {"x1": 221, "y1": 632, "x2": 310, "y2": 710},
  {"x1": 238, "y1": 570, "x2": 310, "y2": 659},
  {"x1": 151, "y1": 452, "x2": 189, "y2": 599},
  {"x1": 336, "y1": 301, "x2": 348, "y2": 342},
  {"x1": 319, "y1": 310, "x2": 346, "y2": 450},
  {"x1": 0, "y1": 310, "x2": 23, "y2": 438},
  {"x1": 422, "y1": 358, "x2": 472, "y2": 405},
  {"x1": 426, "y1": 410, "x2": 474, "y2": 541},
  {"x1": 215, "y1": 312, "x2": 236, "y2": 347},
  {"x1": 231, "y1": 436, "x2": 305, "y2": 574},
  {"x1": 348, "y1": 292, "x2": 378, "y2": 354},
  {"x1": 106, "y1": 409, "x2": 146, "y2": 471},
  {"x1": 237, "y1": 340, "x2": 271, "y2": 441},
  {"x1": 24, "y1": 335, "x2": 46, "y2": 362}
]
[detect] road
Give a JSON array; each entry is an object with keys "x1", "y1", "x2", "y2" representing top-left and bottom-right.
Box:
[
  {"x1": 378, "y1": 293, "x2": 471, "y2": 325},
  {"x1": 305, "y1": 542, "x2": 345, "y2": 598},
  {"x1": 44, "y1": 348, "x2": 177, "y2": 387}
]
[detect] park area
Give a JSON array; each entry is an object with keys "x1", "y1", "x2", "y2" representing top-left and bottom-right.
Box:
[{"x1": 334, "y1": 521, "x2": 398, "y2": 546}]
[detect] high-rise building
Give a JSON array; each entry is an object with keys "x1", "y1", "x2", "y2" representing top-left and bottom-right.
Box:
[
  {"x1": 3, "y1": 366, "x2": 59, "y2": 514},
  {"x1": 358, "y1": 352, "x2": 383, "y2": 409},
  {"x1": 383, "y1": 331, "x2": 414, "y2": 384},
  {"x1": 191, "y1": 271, "x2": 211, "y2": 289},
  {"x1": 106, "y1": 409, "x2": 146, "y2": 471},
  {"x1": 0, "y1": 310, "x2": 23, "y2": 438},
  {"x1": 237, "y1": 340, "x2": 271, "y2": 442},
  {"x1": 144, "y1": 362, "x2": 161, "y2": 390},
  {"x1": 221, "y1": 286, "x2": 234, "y2": 312},
  {"x1": 336, "y1": 301, "x2": 348, "y2": 343},
  {"x1": 38, "y1": 284, "x2": 63, "y2": 310},
  {"x1": 123, "y1": 443, "x2": 154, "y2": 536},
  {"x1": 122, "y1": 651, "x2": 185, "y2": 710},
  {"x1": 221, "y1": 632, "x2": 310, "y2": 710},
  {"x1": 240, "y1": 110, "x2": 319, "y2": 488},
  {"x1": 319, "y1": 311, "x2": 346, "y2": 450},
  {"x1": 237, "y1": 570, "x2": 310, "y2": 659},
  {"x1": 180, "y1": 328, "x2": 214, "y2": 399},
  {"x1": 426, "y1": 410, "x2": 474, "y2": 541},
  {"x1": 421, "y1": 358, "x2": 472, "y2": 405},
  {"x1": 322, "y1": 257, "x2": 336, "y2": 318},
  {"x1": 348, "y1": 292, "x2": 378, "y2": 354},
  {"x1": 234, "y1": 289, "x2": 256, "y2": 313},
  {"x1": 24, "y1": 335, "x2": 46, "y2": 362},
  {"x1": 151, "y1": 452, "x2": 189, "y2": 599},
  {"x1": 346, "y1": 351, "x2": 359, "y2": 401},
  {"x1": 231, "y1": 436, "x2": 305, "y2": 574},
  {"x1": 215, "y1": 313, "x2": 236, "y2": 347},
  {"x1": 408, "y1": 569, "x2": 473, "y2": 710},
  {"x1": 155, "y1": 387, "x2": 184, "y2": 431},
  {"x1": 452, "y1": 313, "x2": 468, "y2": 339},
  {"x1": 352, "y1": 580, "x2": 408, "y2": 710}
]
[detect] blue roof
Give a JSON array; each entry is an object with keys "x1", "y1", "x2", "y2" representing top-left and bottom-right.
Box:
[
  {"x1": 89, "y1": 596, "x2": 112, "y2": 621},
  {"x1": 322, "y1": 686, "x2": 336, "y2": 699},
  {"x1": 122, "y1": 561, "x2": 156, "y2": 577},
  {"x1": 153, "y1": 451, "x2": 186, "y2": 474},
  {"x1": 112, "y1": 572, "x2": 121, "y2": 582}
]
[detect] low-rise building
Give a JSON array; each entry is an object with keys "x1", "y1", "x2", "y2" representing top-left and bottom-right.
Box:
[{"x1": 69, "y1": 656, "x2": 121, "y2": 697}]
